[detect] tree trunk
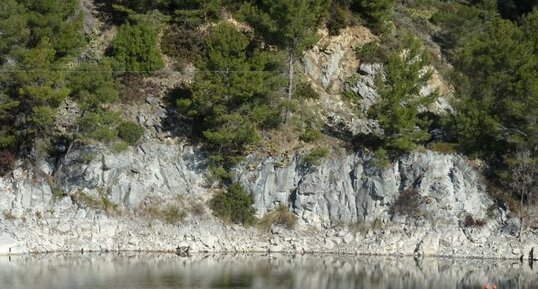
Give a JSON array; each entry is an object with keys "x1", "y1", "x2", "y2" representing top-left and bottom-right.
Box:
[{"x1": 284, "y1": 50, "x2": 295, "y2": 124}]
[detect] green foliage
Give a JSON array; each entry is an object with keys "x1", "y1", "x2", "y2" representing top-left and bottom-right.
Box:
[
  {"x1": 0, "y1": 0, "x2": 29, "y2": 61},
  {"x1": 242, "y1": 0, "x2": 329, "y2": 53},
  {"x1": 433, "y1": 3, "x2": 538, "y2": 199},
  {"x1": 2, "y1": 39, "x2": 70, "y2": 154},
  {"x1": 0, "y1": 0, "x2": 83, "y2": 157},
  {"x1": 447, "y1": 18, "x2": 538, "y2": 158},
  {"x1": 295, "y1": 81, "x2": 320, "y2": 100},
  {"x1": 178, "y1": 23, "x2": 284, "y2": 180},
  {"x1": 303, "y1": 147, "x2": 329, "y2": 167},
  {"x1": 357, "y1": 0, "x2": 395, "y2": 32},
  {"x1": 68, "y1": 62, "x2": 119, "y2": 110},
  {"x1": 109, "y1": 21, "x2": 164, "y2": 74},
  {"x1": 368, "y1": 34, "x2": 436, "y2": 153},
  {"x1": 498, "y1": 0, "x2": 538, "y2": 21},
  {"x1": 23, "y1": 0, "x2": 84, "y2": 57},
  {"x1": 356, "y1": 42, "x2": 383, "y2": 63},
  {"x1": 111, "y1": 0, "x2": 167, "y2": 13},
  {"x1": 170, "y1": 0, "x2": 223, "y2": 26},
  {"x1": 327, "y1": 3, "x2": 359, "y2": 36},
  {"x1": 431, "y1": 1, "x2": 497, "y2": 60},
  {"x1": 372, "y1": 148, "x2": 390, "y2": 168},
  {"x1": 210, "y1": 183, "x2": 256, "y2": 225},
  {"x1": 300, "y1": 126, "x2": 322, "y2": 143},
  {"x1": 79, "y1": 111, "x2": 122, "y2": 143},
  {"x1": 117, "y1": 121, "x2": 144, "y2": 145}
]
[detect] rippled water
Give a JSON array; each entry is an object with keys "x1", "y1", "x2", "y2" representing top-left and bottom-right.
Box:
[{"x1": 0, "y1": 253, "x2": 537, "y2": 289}]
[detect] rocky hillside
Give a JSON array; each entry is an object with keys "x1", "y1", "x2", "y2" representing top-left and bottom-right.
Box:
[{"x1": 1, "y1": 0, "x2": 538, "y2": 259}]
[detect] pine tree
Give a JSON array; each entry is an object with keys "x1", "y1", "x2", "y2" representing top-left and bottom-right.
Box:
[
  {"x1": 0, "y1": 0, "x2": 29, "y2": 61},
  {"x1": 368, "y1": 35, "x2": 436, "y2": 152},
  {"x1": 358, "y1": 0, "x2": 395, "y2": 32},
  {"x1": 178, "y1": 23, "x2": 283, "y2": 180},
  {"x1": 243, "y1": 0, "x2": 329, "y2": 123},
  {"x1": 452, "y1": 18, "x2": 538, "y2": 155},
  {"x1": 109, "y1": 20, "x2": 164, "y2": 74}
]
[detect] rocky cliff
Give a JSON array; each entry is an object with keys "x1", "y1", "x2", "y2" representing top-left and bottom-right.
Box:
[
  {"x1": 0, "y1": 138, "x2": 535, "y2": 259},
  {"x1": 0, "y1": 23, "x2": 535, "y2": 259}
]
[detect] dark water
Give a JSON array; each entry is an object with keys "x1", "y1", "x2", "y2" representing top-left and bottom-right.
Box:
[{"x1": 0, "y1": 253, "x2": 537, "y2": 289}]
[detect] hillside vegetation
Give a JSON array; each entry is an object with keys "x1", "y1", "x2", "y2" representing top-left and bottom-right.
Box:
[{"x1": 0, "y1": 0, "x2": 537, "y2": 224}]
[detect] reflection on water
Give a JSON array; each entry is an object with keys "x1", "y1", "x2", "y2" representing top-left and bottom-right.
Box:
[{"x1": 0, "y1": 253, "x2": 537, "y2": 289}]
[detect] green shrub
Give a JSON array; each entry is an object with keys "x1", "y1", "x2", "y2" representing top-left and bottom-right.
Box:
[
  {"x1": 118, "y1": 121, "x2": 144, "y2": 145},
  {"x1": 210, "y1": 183, "x2": 256, "y2": 226},
  {"x1": 303, "y1": 147, "x2": 329, "y2": 167},
  {"x1": 79, "y1": 111, "x2": 122, "y2": 143},
  {"x1": 356, "y1": 42, "x2": 386, "y2": 63},
  {"x1": 353, "y1": 132, "x2": 385, "y2": 151},
  {"x1": 258, "y1": 205, "x2": 297, "y2": 232},
  {"x1": 109, "y1": 21, "x2": 164, "y2": 74},
  {"x1": 327, "y1": 5, "x2": 357, "y2": 36},
  {"x1": 357, "y1": 0, "x2": 395, "y2": 33},
  {"x1": 161, "y1": 205, "x2": 188, "y2": 224},
  {"x1": 111, "y1": 141, "x2": 129, "y2": 152},
  {"x1": 372, "y1": 148, "x2": 390, "y2": 168},
  {"x1": 295, "y1": 81, "x2": 320, "y2": 100},
  {"x1": 300, "y1": 127, "x2": 322, "y2": 143}
]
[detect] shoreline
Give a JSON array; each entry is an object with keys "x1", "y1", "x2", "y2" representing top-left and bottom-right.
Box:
[{"x1": 1, "y1": 215, "x2": 537, "y2": 261}]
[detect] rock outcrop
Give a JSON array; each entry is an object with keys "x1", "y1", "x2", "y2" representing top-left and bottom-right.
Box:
[
  {"x1": 237, "y1": 150, "x2": 492, "y2": 229},
  {"x1": 0, "y1": 140, "x2": 535, "y2": 259},
  {"x1": 0, "y1": 24, "x2": 532, "y2": 259}
]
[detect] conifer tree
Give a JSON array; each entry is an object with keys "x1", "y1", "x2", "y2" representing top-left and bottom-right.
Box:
[
  {"x1": 358, "y1": 0, "x2": 395, "y2": 32},
  {"x1": 368, "y1": 35, "x2": 436, "y2": 152},
  {"x1": 243, "y1": 0, "x2": 329, "y2": 123},
  {"x1": 178, "y1": 23, "x2": 283, "y2": 180}
]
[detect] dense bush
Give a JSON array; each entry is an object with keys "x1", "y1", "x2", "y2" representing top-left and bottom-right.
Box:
[
  {"x1": 461, "y1": 214, "x2": 487, "y2": 228},
  {"x1": 177, "y1": 23, "x2": 283, "y2": 181},
  {"x1": 210, "y1": 183, "x2": 256, "y2": 225},
  {"x1": 109, "y1": 21, "x2": 164, "y2": 74},
  {"x1": 117, "y1": 121, "x2": 144, "y2": 145},
  {"x1": 300, "y1": 126, "x2": 322, "y2": 143},
  {"x1": 0, "y1": 0, "x2": 83, "y2": 158},
  {"x1": 368, "y1": 34, "x2": 436, "y2": 153},
  {"x1": 327, "y1": 4, "x2": 358, "y2": 36},
  {"x1": 303, "y1": 147, "x2": 329, "y2": 167},
  {"x1": 357, "y1": 0, "x2": 395, "y2": 32}
]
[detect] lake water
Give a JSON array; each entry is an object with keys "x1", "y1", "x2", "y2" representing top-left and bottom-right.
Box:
[{"x1": 0, "y1": 253, "x2": 537, "y2": 289}]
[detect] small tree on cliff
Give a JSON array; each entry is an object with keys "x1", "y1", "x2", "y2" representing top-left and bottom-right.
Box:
[
  {"x1": 177, "y1": 23, "x2": 283, "y2": 181},
  {"x1": 368, "y1": 34, "x2": 436, "y2": 153},
  {"x1": 243, "y1": 0, "x2": 329, "y2": 123}
]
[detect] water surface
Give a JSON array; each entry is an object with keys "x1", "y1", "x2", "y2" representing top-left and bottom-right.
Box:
[{"x1": 0, "y1": 253, "x2": 537, "y2": 289}]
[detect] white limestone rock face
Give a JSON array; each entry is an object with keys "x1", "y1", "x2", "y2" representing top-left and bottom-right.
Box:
[
  {"x1": 238, "y1": 151, "x2": 493, "y2": 228},
  {"x1": 58, "y1": 142, "x2": 207, "y2": 209},
  {"x1": 0, "y1": 141, "x2": 530, "y2": 259}
]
